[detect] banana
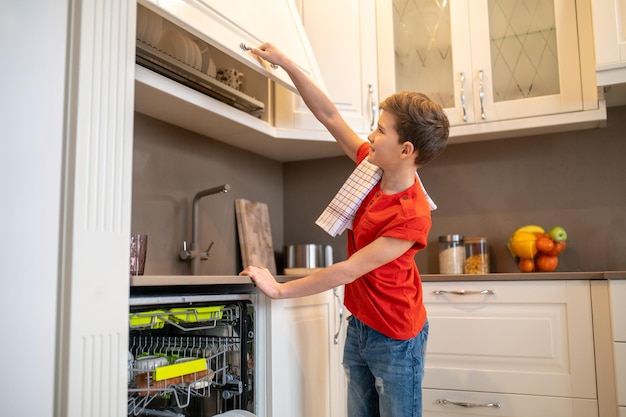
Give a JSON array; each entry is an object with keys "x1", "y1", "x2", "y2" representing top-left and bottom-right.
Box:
[{"x1": 514, "y1": 225, "x2": 545, "y2": 235}]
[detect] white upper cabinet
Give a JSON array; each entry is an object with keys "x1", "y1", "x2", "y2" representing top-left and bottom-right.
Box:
[
  {"x1": 376, "y1": 0, "x2": 606, "y2": 143},
  {"x1": 134, "y1": 0, "x2": 348, "y2": 162},
  {"x1": 275, "y1": 0, "x2": 379, "y2": 139},
  {"x1": 591, "y1": 0, "x2": 626, "y2": 84},
  {"x1": 140, "y1": 0, "x2": 323, "y2": 91}
]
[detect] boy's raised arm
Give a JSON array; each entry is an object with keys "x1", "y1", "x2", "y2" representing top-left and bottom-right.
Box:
[{"x1": 251, "y1": 43, "x2": 365, "y2": 161}]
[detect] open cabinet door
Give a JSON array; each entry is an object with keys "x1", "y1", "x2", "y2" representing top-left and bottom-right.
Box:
[{"x1": 140, "y1": 0, "x2": 325, "y2": 94}]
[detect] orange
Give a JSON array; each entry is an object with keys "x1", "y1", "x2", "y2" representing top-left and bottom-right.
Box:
[
  {"x1": 535, "y1": 255, "x2": 558, "y2": 272},
  {"x1": 545, "y1": 240, "x2": 566, "y2": 256},
  {"x1": 536, "y1": 235, "x2": 555, "y2": 253},
  {"x1": 518, "y1": 258, "x2": 534, "y2": 273}
]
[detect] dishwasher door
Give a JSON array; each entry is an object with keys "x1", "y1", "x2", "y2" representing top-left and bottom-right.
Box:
[{"x1": 128, "y1": 293, "x2": 256, "y2": 417}]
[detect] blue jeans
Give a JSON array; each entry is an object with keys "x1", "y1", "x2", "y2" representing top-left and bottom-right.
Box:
[{"x1": 343, "y1": 316, "x2": 429, "y2": 417}]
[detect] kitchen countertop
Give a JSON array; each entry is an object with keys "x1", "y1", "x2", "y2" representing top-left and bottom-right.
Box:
[{"x1": 130, "y1": 271, "x2": 626, "y2": 286}]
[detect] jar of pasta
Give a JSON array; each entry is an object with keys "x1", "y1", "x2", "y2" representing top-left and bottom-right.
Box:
[
  {"x1": 464, "y1": 237, "x2": 490, "y2": 274},
  {"x1": 438, "y1": 234, "x2": 465, "y2": 274}
]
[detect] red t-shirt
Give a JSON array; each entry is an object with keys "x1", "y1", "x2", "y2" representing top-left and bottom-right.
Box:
[{"x1": 344, "y1": 143, "x2": 430, "y2": 340}]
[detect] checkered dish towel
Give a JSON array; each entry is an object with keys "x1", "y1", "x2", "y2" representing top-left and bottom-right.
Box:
[{"x1": 316, "y1": 158, "x2": 437, "y2": 237}]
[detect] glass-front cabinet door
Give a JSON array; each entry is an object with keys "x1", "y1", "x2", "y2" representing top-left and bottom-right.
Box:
[{"x1": 376, "y1": 0, "x2": 585, "y2": 127}]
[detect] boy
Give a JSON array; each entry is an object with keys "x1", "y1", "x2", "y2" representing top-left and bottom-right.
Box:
[{"x1": 240, "y1": 43, "x2": 449, "y2": 417}]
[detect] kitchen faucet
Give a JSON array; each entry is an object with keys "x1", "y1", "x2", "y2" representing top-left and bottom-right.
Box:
[{"x1": 180, "y1": 184, "x2": 230, "y2": 274}]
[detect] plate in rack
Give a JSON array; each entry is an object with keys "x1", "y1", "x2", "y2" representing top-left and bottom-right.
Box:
[
  {"x1": 158, "y1": 29, "x2": 188, "y2": 63},
  {"x1": 144, "y1": 11, "x2": 162, "y2": 47}
]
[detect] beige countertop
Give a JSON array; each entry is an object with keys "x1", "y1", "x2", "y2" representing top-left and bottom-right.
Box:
[{"x1": 130, "y1": 271, "x2": 626, "y2": 287}]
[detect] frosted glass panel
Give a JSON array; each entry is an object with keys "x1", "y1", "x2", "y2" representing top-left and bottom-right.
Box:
[
  {"x1": 392, "y1": 0, "x2": 453, "y2": 108},
  {"x1": 489, "y1": 0, "x2": 560, "y2": 102}
]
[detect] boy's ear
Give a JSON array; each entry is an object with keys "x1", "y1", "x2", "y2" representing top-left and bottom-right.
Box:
[{"x1": 401, "y1": 141, "x2": 415, "y2": 156}]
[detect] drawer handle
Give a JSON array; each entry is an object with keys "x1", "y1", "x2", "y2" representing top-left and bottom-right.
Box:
[
  {"x1": 436, "y1": 398, "x2": 501, "y2": 408},
  {"x1": 433, "y1": 289, "x2": 496, "y2": 295},
  {"x1": 333, "y1": 287, "x2": 344, "y2": 345}
]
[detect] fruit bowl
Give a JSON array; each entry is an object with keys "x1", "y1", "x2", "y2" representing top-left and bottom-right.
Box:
[
  {"x1": 507, "y1": 226, "x2": 567, "y2": 272},
  {"x1": 507, "y1": 241, "x2": 566, "y2": 272}
]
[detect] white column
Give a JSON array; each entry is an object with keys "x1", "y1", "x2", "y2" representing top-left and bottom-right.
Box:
[{"x1": 56, "y1": 1, "x2": 136, "y2": 416}]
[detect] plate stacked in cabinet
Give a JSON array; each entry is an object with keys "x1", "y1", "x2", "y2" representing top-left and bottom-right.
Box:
[{"x1": 421, "y1": 280, "x2": 598, "y2": 417}]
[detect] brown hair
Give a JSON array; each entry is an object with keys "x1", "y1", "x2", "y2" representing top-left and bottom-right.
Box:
[{"x1": 379, "y1": 92, "x2": 449, "y2": 167}]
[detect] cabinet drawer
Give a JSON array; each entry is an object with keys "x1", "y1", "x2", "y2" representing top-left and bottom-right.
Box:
[
  {"x1": 610, "y1": 280, "x2": 626, "y2": 341},
  {"x1": 616, "y1": 342, "x2": 626, "y2": 406},
  {"x1": 423, "y1": 389, "x2": 598, "y2": 417},
  {"x1": 619, "y1": 406, "x2": 626, "y2": 417},
  {"x1": 422, "y1": 280, "x2": 596, "y2": 398}
]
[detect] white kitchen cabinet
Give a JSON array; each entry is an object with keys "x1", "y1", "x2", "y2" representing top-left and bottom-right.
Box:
[
  {"x1": 591, "y1": 0, "x2": 626, "y2": 84},
  {"x1": 611, "y1": 280, "x2": 626, "y2": 410},
  {"x1": 275, "y1": 0, "x2": 379, "y2": 139},
  {"x1": 421, "y1": 280, "x2": 597, "y2": 416},
  {"x1": 266, "y1": 288, "x2": 347, "y2": 417},
  {"x1": 591, "y1": 279, "x2": 619, "y2": 417},
  {"x1": 610, "y1": 280, "x2": 626, "y2": 342},
  {"x1": 423, "y1": 389, "x2": 598, "y2": 417},
  {"x1": 376, "y1": 0, "x2": 605, "y2": 143},
  {"x1": 133, "y1": 0, "x2": 346, "y2": 162},
  {"x1": 139, "y1": 0, "x2": 322, "y2": 91},
  {"x1": 616, "y1": 344, "x2": 626, "y2": 406}
]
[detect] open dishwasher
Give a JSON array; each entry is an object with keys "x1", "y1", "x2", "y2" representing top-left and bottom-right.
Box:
[{"x1": 128, "y1": 291, "x2": 257, "y2": 417}]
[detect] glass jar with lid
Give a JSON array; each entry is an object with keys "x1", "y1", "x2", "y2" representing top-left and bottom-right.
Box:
[
  {"x1": 464, "y1": 237, "x2": 490, "y2": 274},
  {"x1": 438, "y1": 234, "x2": 465, "y2": 274}
]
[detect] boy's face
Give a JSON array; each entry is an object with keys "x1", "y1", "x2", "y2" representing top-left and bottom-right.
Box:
[{"x1": 367, "y1": 111, "x2": 403, "y2": 168}]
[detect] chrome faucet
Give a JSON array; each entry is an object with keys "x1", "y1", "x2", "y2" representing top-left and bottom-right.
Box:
[{"x1": 180, "y1": 184, "x2": 230, "y2": 274}]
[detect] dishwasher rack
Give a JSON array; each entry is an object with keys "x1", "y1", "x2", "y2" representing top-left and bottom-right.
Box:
[
  {"x1": 127, "y1": 300, "x2": 253, "y2": 417},
  {"x1": 129, "y1": 305, "x2": 238, "y2": 332}
]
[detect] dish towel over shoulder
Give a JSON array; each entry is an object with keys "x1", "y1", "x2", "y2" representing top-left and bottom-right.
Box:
[{"x1": 316, "y1": 158, "x2": 437, "y2": 237}]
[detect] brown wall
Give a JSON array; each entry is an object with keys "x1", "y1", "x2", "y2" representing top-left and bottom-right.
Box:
[
  {"x1": 133, "y1": 106, "x2": 626, "y2": 275},
  {"x1": 284, "y1": 105, "x2": 626, "y2": 274},
  {"x1": 131, "y1": 113, "x2": 284, "y2": 276}
]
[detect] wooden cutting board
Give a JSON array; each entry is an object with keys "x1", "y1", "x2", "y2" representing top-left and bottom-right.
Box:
[{"x1": 235, "y1": 198, "x2": 277, "y2": 274}]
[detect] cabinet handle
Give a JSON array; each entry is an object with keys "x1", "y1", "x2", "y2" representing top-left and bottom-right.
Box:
[
  {"x1": 240, "y1": 42, "x2": 278, "y2": 69},
  {"x1": 478, "y1": 68, "x2": 486, "y2": 120},
  {"x1": 460, "y1": 72, "x2": 468, "y2": 122},
  {"x1": 433, "y1": 289, "x2": 496, "y2": 295},
  {"x1": 333, "y1": 287, "x2": 344, "y2": 345},
  {"x1": 368, "y1": 84, "x2": 378, "y2": 131},
  {"x1": 436, "y1": 398, "x2": 501, "y2": 408}
]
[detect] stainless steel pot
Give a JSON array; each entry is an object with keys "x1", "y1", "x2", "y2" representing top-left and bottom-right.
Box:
[{"x1": 284, "y1": 244, "x2": 333, "y2": 269}]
